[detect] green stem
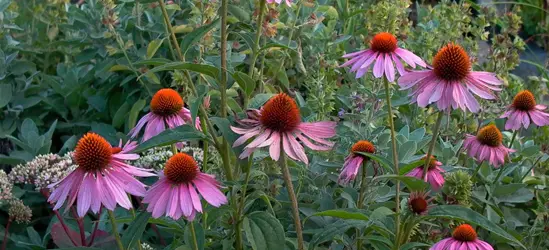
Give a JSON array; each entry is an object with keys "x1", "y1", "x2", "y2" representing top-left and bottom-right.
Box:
[
  {"x1": 107, "y1": 210, "x2": 124, "y2": 250},
  {"x1": 480, "y1": 161, "x2": 509, "y2": 220},
  {"x1": 520, "y1": 156, "x2": 542, "y2": 182},
  {"x1": 158, "y1": 0, "x2": 184, "y2": 61},
  {"x1": 422, "y1": 111, "x2": 444, "y2": 179},
  {"x1": 508, "y1": 129, "x2": 518, "y2": 148},
  {"x1": 128, "y1": 207, "x2": 143, "y2": 250},
  {"x1": 471, "y1": 161, "x2": 484, "y2": 182},
  {"x1": 383, "y1": 77, "x2": 400, "y2": 248},
  {"x1": 235, "y1": 159, "x2": 253, "y2": 250},
  {"x1": 273, "y1": 3, "x2": 302, "y2": 92},
  {"x1": 220, "y1": 0, "x2": 229, "y2": 118},
  {"x1": 190, "y1": 222, "x2": 199, "y2": 250},
  {"x1": 356, "y1": 161, "x2": 368, "y2": 249},
  {"x1": 279, "y1": 144, "x2": 304, "y2": 250},
  {"x1": 248, "y1": 0, "x2": 266, "y2": 79}
]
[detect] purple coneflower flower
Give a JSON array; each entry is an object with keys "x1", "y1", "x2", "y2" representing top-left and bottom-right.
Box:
[
  {"x1": 399, "y1": 43, "x2": 502, "y2": 113},
  {"x1": 406, "y1": 156, "x2": 445, "y2": 190},
  {"x1": 231, "y1": 93, "x2": 336, "y2": 164},
  {"x1": 48, "y1": 133, "x2": 154, "y2": 217},
  {"x1": 340, "y1": 32, "x2": 426, "y2": 81},
  {"x1": 338, "y1": 140, "x2": 375, "y2": 184},
  {"x1": 501, "y1": 90, "x2": 549, "y2": 130},
  {"x1": 143, "y1": 153, "x2": 227, "y2": 220},
  {"x1": 463, "y1": 124, "x2": 515, "y2": 168},
  {"x1": 408, "y1": 190, "x2": 434, "y2": 215},
  {"x1": 430, "y1": 224, "x2": 493, "y2": 250},
  {"x1": 130, "y1": 88, "x2": 200, "y2": 141}
]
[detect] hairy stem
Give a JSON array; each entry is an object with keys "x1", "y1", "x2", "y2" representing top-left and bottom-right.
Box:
[
  {"x1": 280, "y1": 147, "x2": 304, "y2": 250},
  {"x1": 383, "y1": 77, "x2": 400, "y2": 247},
  {"x1": 107, "y1": 210, "x2": 124, "y2": 250}
]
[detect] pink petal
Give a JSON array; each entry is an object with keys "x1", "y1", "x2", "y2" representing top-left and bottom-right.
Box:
[
  {"x1": 269, "y1": 132, "x2": 281, "y2": 161},
  {"x1": 384, "y1": 53, "x2": 395, "y2": 82},
  {"x1": 179, "y1": 184, "x2": 193, "y2": 217},
  {"x1": 77, "y1": 175, "x2": 93, "y2": 217},
  {"x1": 188, "y1": 183, "x2": 202, "y2": 213},
  {"x1": 372, "y1": 53, "x2": 385, "y2": 78},
  {"x1": 194, "y1": 174, "x2": 228, "y2": 207}
]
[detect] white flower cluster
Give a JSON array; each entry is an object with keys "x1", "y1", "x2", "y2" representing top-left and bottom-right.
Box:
[
  {"x1": 140, "y1": 242, "x2": 156, "y2": 250},
  {"x1": 0, "y1": 169, "x2": 13, "y2": 203},
  {"x1": 133, "y1": 145, "x2": 220, "y2": 172},
  {"x1": 8, "y1": 152, "x2": 77, "y2": 190},
  {"x1": 8, "y1": 199, "x2": 32, "y2": 224}
]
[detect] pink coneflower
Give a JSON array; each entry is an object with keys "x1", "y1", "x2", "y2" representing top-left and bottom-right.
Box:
[
  {"x1": 408, "y1": 190, "x2": 434, "y2": 215},
  {"x1": 406, "y1": 156, "x2": 445, "y2": 190},
  {"x1": 338, "y1": 140, "x2": 375, "y2": 184},
  {"x1": 143, "y1": 153, "x2": 227, "y2": 220},
  {"x1": 430, "y1": 224, "x2": 493, "y2": 250},
  {"x1": 463, "y1": 124, "x2": 515, "y2": 168},
  {"x1": 501, "y1": 90, "x2": 549, "y2": 130},
  {"x1": 130, "y1": 88, "x2": 199, "y2": 141},
  {"x1": 48, "y1": 133, "x2": 154, "y2": 217},
  {"x1": 267, "y1": 0, "x2": 292, "y2": 6},
  {"x1": 399, "y1": 43, "x2": 503, "y2": 113},
  {"x1": 340, "y1": 32, "x2": 426, "y2": 82},
  {"x1": 231, "y1": 93, "x2": 336, "y2": 164}
]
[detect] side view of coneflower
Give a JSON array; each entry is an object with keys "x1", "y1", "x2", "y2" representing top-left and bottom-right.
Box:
[
  {"x1": 143, "y1": 153, "x2": 227, "y2": 220},
  {"x1": 406, "y1": 156, "x2": 445, "y2": 190},
  {"x1": 399, "y1": 43, "x2": 502, "y2": 113},
  {"x1": 130, "y1": 88, "x2": 200, "y2": 142},
  {"x1": 430, "y1": 224, "x2": 493, "y2": 250},
  {"x1": 338, "y1": 140, "x2": 375, "y2": 184},
  {"x1": 408, "y1": 190, "x2": 434, "y2": 215},
  {"x1": 463, "y1": 124, "x2": 515, "y2": 168},
  {"x1": 340, "y1": 32, "x2": 426, "y2": 81},
  {"x1": 48, "y1": 133, "x2": 154, "y2": 217},
  {"x1": 501, "y1": 90, "x2": 549, "y2": 130}
]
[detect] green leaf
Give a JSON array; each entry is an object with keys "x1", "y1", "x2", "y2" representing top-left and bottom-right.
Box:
[
  {"x1": 180, "y1": 19, "x2": 220, "y2": 57},
  {"x1": 128, "y1": 99, "x2": 146, "y2": 130},
  {"x1": 354, "y1": 152, "x2": 393, "y2": 174},
  {"x1": 227, "y1": 5, "x2": 250, "y2": 22},
  {"x1": 146, "y1": 38, "x2": 165, "y2": 59},
  {"x1": 121, "y1": 212, "x2": 151, "y2": 249},
  {"x1": 184, "y1": 223, "x2": 204, "y2": 250},
  {"x1": 373, "y1": 175, "x2": 428, "y2": 191},
  {"x1": 144, "y1": 62, "x2": 219, "y2": 80},
  {"x1": 399, "y1": 159, "x2": 426, "y2": 175},
  {"x1": 248, "y1": 94, "x2": 274, "y2": 109},
  {"x1": 109, "y1": 65, "x2": 131, "y2": 72},
  {"x1": 133, "y1": 125, "x2": 209, "y2": 152},
  {"x1": 0, "y1": 84, "x2": 12, "y2": 108},
  {"x1": 399, "y1": 242, "x2": 430, "y2": 250},
  {"x1": 309, "y1": 220, "x2": 368, "y2": 249},
  {"x1": 134, "y1": 58, "x2": 172, "y2": 66},
  {"x1": 233, "y1": 71, "x2": 255, "y2": 97},
  {"x1": 427, "y1": 205, "x2": 526, "y2": 249},
  {"x1": 243, "y1": 211, "x2": 285, "y2": 250},
  {"x1": 112, "y1": 101, "x2": 131, "y2": 128},
  {"x1": 309, "y1": 209, "x2": 369, "y2": 221},
  {"x1": 398, "y1": 141, "x2": 417, "y2": 161}
]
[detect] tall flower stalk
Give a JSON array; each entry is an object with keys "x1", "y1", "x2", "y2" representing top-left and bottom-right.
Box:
[
  {"x1": 279, "y1": 143, "x2": 304, "y2": 250},
  {"x1": 108, "y1": 210, "x2": 124, "y2": 250},
  {"x1": 248, "y1": 0, "x2": 266, "y2": 79},
  {"x1": 422, "y1": 111, "x2": 444, "y2": 179}
]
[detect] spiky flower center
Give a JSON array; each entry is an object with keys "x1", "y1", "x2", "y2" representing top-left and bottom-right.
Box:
[
  {"x1": 409, "y1": 196, "x2": 428, "y2": 214},
  {"x1": 433, "y1": 44, "x2": 471, "y2": 81},
  {"x1": 164, "y1": 153, "x2": 199, "y2": 184},
  {"x1": 351, "y1": 140, "x2": 375, "y2": 158},
  {"x1": 512, "y1": 90, "x2": 536, "y2": 111},
  {"x1": 421, "y1": 155, "x2": 438, "y2": 170},
  {"x1": 150, "y1": 89, "x2": 184, "y2": 116},
  {"x1": 370, "y1": 32, "x2": 398, "y2": 53},
  {"x1": 452, "y1": 224, "x2": 477, "y2": 242},
  {"x1": 74, "y1": 133, "x2": 113, "y2": 172},
  {"x1": 476, "y1": 124, "x2": 502, "y2": 147},
  {"x1": 259, "y1": 93, "x2": 301, "y2": 132}
]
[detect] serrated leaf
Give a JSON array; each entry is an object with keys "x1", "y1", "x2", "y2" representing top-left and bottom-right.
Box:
[
  {"x1": 133, "y1": 125, "x2": 209, "y2": 152},
  {"x1": 121, "y1": 212, "x2": 151, "y2": 249},
  {"x1": 243, "y1": 211, "x2": 285, "y2": 250}
]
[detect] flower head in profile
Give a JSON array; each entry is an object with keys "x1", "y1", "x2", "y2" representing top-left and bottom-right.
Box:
[
  {"x1": 408, "y1": 190, "x2": 434, "y2": 215},
  {"x1": 501, "y1": 90, "x2": 549, "y2": 130},
  {"x1": 48, "y1": 133, "x2": 154, "y2": 217},
  {"x1": 267, "y1": 0, "x2": 292, "y2": 7},
  {"x1": 143, "y1": 153, "x2": 227, "y2": 220},
  {"x1": 231, "y1": 93, "x2": 336, "y2": 164},
  {"x1": 340, "y1": 32, "x2": 426, "y2": 82},
  {"x1": 463, "y1": 124, "x2": 514, "y2": 168},
  {"x1": 338, "y1": 140, "x2": 375, "y2": 184},
  {"x1": 430, "y1": 224, "x2": 493, "y2": 250},
  {"x1": 406, "y1": 156, "x2": 445, "y2": 190},
  {"x1": 130, "y1": 88, "x2": 200, "y2": 142},
  {"x1": 399, "y1": 43, "x2": 502, "y2": 113}
]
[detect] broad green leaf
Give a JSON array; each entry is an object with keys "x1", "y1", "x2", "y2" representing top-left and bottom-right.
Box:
[
  {"x1": 180, "y1": 19, "x2": 220, "y2": 57},
  {"x1": 144, "y1": 62, "x2": 219, "y2": 80},
  {"x1": 309, "y1": 209, "x2": 369, "y2": 221},
  {"x1": 354, "y1": 152, "x2": 393, "y2": 174},
  {"x1": 128, "y1": 99, "x2": 146, "y2": 130},
  {"x1": 121, "y1": 212, "x2": 151, "y2": 249},
  {"x1": 398, "y1": 141, "x2": 417, "y2": 161},
  {"x1": 399, "y1": 159, "x2": 426, "y2": 175},
  {"x1": 243, "y1": 211, "x2": 285, "y2": 250},
  {"x1": 146, "y1": 38, "x2": 165, "y2": 59},
  {"x1": 0, "y1": 84, "x2": 12, "y2": 108},
  {"x1": 233, "y1": 71, "x2": 256, "y2": 97},
  {"x1": 109, "y1": 65, "x2": 131, "y2": 72},
  {"x1": 427, "y1": 205, "x2": 526, "y2": 249},
  {"x1": 373, "y1": 175, "x2": 428, "y2": 191},
  {"x1": 112, "y1": 101, "x2": 131, "y2": 128},
  {"x1": 184, "y1": 223, "x2": 204, "y2": 250},
  {"x1": 227, "y1": 5, "x2": 250, "y2": 22},
  {"x1": 400, "y1": 242, "x2": 430, "y2": 250},
  {"x1": 133, "y1": 125, "x2": 209, "y2": 152},
  {"x1": 309, "y1": 220, "x2": 368, "y2": 249},
  {"x1": 191, "y1": 84, "x2": 208, "y2": 128},
  {"x1": 248, "y1": 94, "x2": 275, "y2": 109}
]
